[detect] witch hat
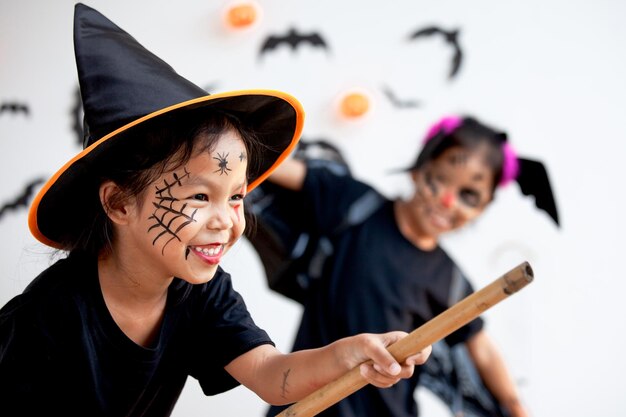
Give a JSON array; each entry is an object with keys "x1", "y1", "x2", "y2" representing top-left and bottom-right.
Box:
[{"x1": 28, "y1": 3, "x2": 304, "y2": 249}]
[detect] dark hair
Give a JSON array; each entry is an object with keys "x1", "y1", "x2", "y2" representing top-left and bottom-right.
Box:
[
  {"x1": 411, "y1": 116, "x2": 507, "y2": 192},
  {"x1": 67, "y1": 109, "x2": 261, "y2": 257}
]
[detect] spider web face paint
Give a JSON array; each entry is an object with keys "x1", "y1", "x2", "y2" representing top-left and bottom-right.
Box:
[{"x1": 148, "y1": 168, "x2": 198, "y2": 256}]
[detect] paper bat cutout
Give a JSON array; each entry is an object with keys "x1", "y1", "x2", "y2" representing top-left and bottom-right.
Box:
[
  {"x1": 259, "y1": 28, "x2": 329, "y2": 58},
  {"x1": 0, "y1": 102, "x2": 30, "y2": 116},
  {"x1": 71, "y1": 87, "x2": 85, "y2": 147},
  {"x1": 409, "y1": 26, "x2": 463, "y2": 79},
  {"x1": 382, "y1": 85, "x2": 421, "y2": 109},
  {"x1": 515, "y1": 157, "x2": 560, "y2": 226},
  {"x1": 0, "y1": 178, "x2": 46, "y2": 221},
  {"x1": 202, "y1": 83, "x2": 219, "y2": 94}
]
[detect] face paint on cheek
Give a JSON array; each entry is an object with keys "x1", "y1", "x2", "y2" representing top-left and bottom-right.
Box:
[
  {"x1": 147, "y1": 168, "x2": 198, "y2": 255},
  {"x1": 424, "y1": 171, "x2": 438, "y2": 196},
  {"x1": 234, "y1": 184, "x2": 246, "y2": 223},
  {"x1": 234, "y1": 204, "x2": 242, "y2": 223}
]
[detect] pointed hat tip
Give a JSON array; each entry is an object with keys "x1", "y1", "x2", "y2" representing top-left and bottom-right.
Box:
[{"x1": 73, "y1": 1, "x2": 208, "y2": 144}]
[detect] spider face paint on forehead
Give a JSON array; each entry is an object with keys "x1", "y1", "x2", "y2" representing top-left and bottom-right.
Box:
[
  {"x1": 148, "y1": 168, "x2": 199, "y2": 255},
  {"x1": 213, "y1": 152, "x2": 232, "y2": 175}
]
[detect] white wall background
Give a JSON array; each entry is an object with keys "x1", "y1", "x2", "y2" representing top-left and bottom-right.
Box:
[{"x1": 1, "y1": 0, "x2": 625, "y2": 416}]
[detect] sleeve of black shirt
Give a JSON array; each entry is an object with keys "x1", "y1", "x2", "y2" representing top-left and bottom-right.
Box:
[
  {"x1": 190, "y1": 269, "x2": 274, "y2": 395},
  {"x1": 301, "y1": 163, "x2": 373, "y2": 235}
]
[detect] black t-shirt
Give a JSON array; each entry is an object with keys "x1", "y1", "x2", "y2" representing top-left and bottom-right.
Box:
[
  {"x1": 0, "y1": 252, "x2": 273, "y2": 417},
  {"x1": 269, "y1": 166, "x2": 483, "y2": 417}
]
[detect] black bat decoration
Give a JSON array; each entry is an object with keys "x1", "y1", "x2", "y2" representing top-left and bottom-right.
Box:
[
  {"x1": 381, "y1": 85, "x2": 421, "y2": 109},
  {"x1": 71, "y1": 86, "x2": 85, "y2": 147},
  {"x1": 203, "y1": 83, "x2": 219, "y2": 94},
  {"x1": 0, "y1": 178, "x2": 46, "y2": 221},
  {"x1": 259, "y1": 28, "x2": 329, "y2": 58},
  {"x1": 409, "y1": 26, "x2": 463, "y2": 79},
  {"x1": 0, "y1": 102, "x2": 30, "y2": 116},
  {"x1": 515, "y1": 158, "x2": 560, "y2": 227}
]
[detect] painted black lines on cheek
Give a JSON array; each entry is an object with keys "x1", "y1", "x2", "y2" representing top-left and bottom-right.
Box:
[
  {"x1": 424, "y1": 171, "x2": 438, "y2": 195},
  {"x1": 213, "y1": 152, "x2": 232, "y2": 175},
  {"x1": 147, "y1": 168, "x2": 198, "y2": 255}
]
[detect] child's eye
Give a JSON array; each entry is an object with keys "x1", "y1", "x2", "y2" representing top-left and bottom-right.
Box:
[
  {"x1": 459, "y1": 189, "x2": 480, "y2": 208},
  {"x1": 192, "y1": 194, "x2": 209, "y2": 201},
  {"x1": 230, "y1": 193, "x2": 245, "y2": 202}
]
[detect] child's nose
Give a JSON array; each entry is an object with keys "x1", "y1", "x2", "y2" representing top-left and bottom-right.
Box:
[
  {"x1": 440, "y1": 191, "x2": 456, "y2": 209},
  {"x1": 206, "y1": 205, "x2": 234, "y2": 230}
]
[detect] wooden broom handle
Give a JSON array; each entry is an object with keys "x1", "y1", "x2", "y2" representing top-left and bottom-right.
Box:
[{"x1": 274, "y1": 261, "x2": 534, "y2": 417}]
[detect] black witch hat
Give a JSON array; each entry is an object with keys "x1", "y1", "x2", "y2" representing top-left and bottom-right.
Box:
[{"x1": 29, "y1": 3, "x2": 304, "y2": 249}]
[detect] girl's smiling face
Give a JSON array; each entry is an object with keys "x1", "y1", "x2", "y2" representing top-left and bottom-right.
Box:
[
  {"x1": 408, "y1": 145, "x2": 494, "y2": 240},
  {"x1": 127, "y1": 129, "x2": 249, "y2": 284}
]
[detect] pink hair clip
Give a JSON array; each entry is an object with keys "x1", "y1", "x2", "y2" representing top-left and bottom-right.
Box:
[
  {"x1": 500, "y1": 142, "x2": 519, "y2": 186},
  {"x1": 423, "y1": 115, "x2": 519, "y2": 187},
  {"x1": 423, "y1": 115, "x2": 463, "y2": 143}
]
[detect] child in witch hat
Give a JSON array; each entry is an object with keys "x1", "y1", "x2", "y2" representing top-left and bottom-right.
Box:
[{"x1": 0, "y1": 4, "x2": 430, "y2": 415}]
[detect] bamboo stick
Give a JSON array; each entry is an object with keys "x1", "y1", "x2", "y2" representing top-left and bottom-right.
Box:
[{"x1": 274, "y1": 261, "x2": 534, "y2": 417}]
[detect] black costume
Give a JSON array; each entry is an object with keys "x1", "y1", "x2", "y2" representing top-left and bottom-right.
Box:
[
  {"x1": 0, "y1": 252, "x2": 273, "y2": 416},
  {"x1": 0, "y1": 4, "x2": 303, "y2": 417},
  {"x1": 267, "y1": 165, "x2": 483, "y2": 417}
]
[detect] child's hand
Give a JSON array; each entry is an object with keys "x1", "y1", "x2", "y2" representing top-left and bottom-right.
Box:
[{"x1": 340, "y1": 331, "x2": 431, "y2": 388}]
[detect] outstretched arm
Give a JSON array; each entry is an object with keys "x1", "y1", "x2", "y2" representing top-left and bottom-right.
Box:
[
  {"x1": 466, "y1": 329, "x2": 530, "y2": 417},
  {"x1": 225, "y1": 331, "x2": 431, "y2": 405},
  {"x1": 268, "y1": 157, "x2": 307, "y2": 191}
]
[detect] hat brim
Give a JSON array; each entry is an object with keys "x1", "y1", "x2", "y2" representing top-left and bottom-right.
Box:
[{"x1": 28, "y1": 89, "x2": 304, "y2": 249}]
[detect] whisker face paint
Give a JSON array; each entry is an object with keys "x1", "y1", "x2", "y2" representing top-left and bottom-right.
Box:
[{"x1": 424, "y1": 171, "x2": 438, "y2": 196}]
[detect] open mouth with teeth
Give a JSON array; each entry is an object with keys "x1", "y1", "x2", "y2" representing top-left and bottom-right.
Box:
[
  {"x1": 189, "y1": 244, "x2": 225, "y2": 265},
  {"x1": 424, "y1": 206, "x2": 454, "y2": 231}
]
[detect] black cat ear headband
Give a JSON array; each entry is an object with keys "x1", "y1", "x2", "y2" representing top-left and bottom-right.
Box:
[{"x1": 418, "y1": 115, "x2": 560, "y2": 227}]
